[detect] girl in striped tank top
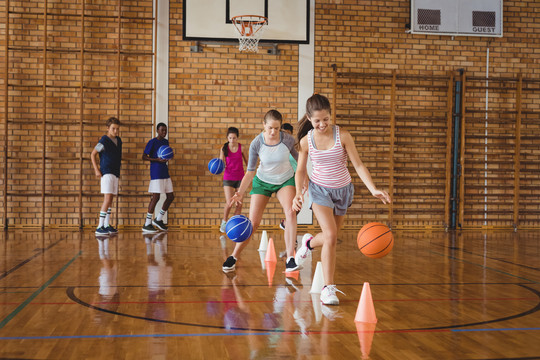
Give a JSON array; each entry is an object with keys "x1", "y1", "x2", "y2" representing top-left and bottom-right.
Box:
[{"x1": 292, "y1": 94, "x2": 391, "y2": 306}]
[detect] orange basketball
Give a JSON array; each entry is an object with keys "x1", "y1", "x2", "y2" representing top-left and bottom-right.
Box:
[{"x1": 357, "y1": 222, "x2": 393, "y2": 259}]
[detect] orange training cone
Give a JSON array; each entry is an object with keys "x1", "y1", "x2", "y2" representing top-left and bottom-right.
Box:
[
  {"x1": 265, "y1": 260, "x2": 276, "y2": 287},
  {"x1": 265, "y1": 238, "x2": 277, "y2": 262},
  {"x1": 283, "y1": 269, "x2": 299, "y2": 280},
  {"x1": 355, "y1": 321, "x2": 376, "y2": 359},
  {"x1": 355, "y1": 282, "x2": 377, "y2": 323}
]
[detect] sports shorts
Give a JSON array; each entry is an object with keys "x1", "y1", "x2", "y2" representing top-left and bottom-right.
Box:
[
  {"x1": 250, "y1": 175, "x2": 295, "y2": 197},
  {"x1": 223, "y1": 180, "x2": 242, "y2": 188},
  {"x1": 101, "y1": 174, "x2": 119, "y2": 195},
  {"x1": 148, "y1": 178, "x2": 174, "y2": 194},
  {"x1": 308, "y1": 181, "x2": 354, "y2": 216}
]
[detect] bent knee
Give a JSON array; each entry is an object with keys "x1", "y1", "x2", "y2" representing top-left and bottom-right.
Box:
[
  {"x1": 284, "y1": 207, "x2": 297, "y2": 219},
  {"x1": 322, "y1": 232, "x2": 338, "y2": 246}
]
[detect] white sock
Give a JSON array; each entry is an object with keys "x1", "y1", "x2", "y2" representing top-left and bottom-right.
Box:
[
  {"x1": 287, "y1": 256, "x2": 294, "y2": 263},
  {"x1": 145, "y1": 213, "x2": 152, "y2": 226},
  {"x1": 104, "y1": 208, "x2": 111, "y2": 228},
  {"x1": 98, "y1": 212, "x2": 106, "y2": 228},
  {"x1": 156, "y1": 209, "x2": 166, "y2": 221}
]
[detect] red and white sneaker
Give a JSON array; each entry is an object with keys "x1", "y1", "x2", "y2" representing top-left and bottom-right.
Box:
[{"x1": 295, "y1": 233, "x2": 313, "y2": 267}]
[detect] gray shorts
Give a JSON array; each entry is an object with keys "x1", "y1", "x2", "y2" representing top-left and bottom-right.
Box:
[
  {"x1": 223, "y1": 180, "x2": 241, "y2": 189},
  {"x1": 308, "y1": 181, "x2": 354, "y2": 216}
]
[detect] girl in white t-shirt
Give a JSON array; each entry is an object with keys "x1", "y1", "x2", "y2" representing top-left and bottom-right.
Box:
[{"x1": 222, "y1": 110, "x2": 299, "y2": 273}]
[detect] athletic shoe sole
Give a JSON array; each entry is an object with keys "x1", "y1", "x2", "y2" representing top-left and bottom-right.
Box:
[
  {"x1": 285, "y1": 264, "x2": 301, "y2": 272},
  {"x1": 152, "y1": 221, "x2": 168, "y2": 231}
]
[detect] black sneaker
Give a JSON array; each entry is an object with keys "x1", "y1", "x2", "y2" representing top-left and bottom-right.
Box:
[
  {"x1": 142, "y1": 224, "x2": 158, "y2": 234},
  {"x1": 222, "y1": 256, "x2": 237, "y2": 273},
  {"x1": 279, "y1": 219, "x2": 285, "y2": 230},
  {"x1": 105, "y1": 225, "x2": 118, "y2": 235},
  {"x1": 95, "y1": 227, "x2": 109, "y2": 235},
  {"x1": 152, "y1": 219, "x2": 168, "y2": 231},
  {"x1": 285, "y1": 257, "x2": 300, "y2": 272}
]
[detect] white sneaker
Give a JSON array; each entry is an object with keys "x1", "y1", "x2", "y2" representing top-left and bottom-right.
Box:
[
  {"x1": 321, "y1": 304, "x2": 342, "y2": 321},
  {"x1": 220, "y1": 220, "x2": 227, "y2": 233},
  {"x1": 320, "y1": 285, "x2": 345, "y2": 305},
  {"x1": 295, "y1": 233, "x2": 313, "y2": 267}
]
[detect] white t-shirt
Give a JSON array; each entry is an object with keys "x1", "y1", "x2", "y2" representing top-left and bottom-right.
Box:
[{"x1": 247, "y1": 131, "x2": 298, "y2": 185}]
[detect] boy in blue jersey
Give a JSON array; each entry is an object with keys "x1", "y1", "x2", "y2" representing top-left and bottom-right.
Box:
[
  {"x1": 91, "y1": 117, "x2": 122, "y2": 235},
  {"x1": 142, "y1": 123, "x2": 175, "y2": 233}
]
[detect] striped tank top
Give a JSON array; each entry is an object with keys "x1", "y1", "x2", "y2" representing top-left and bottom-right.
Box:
[{"x1": 307, "y1": 125, "x2": 351, "y2": 188}]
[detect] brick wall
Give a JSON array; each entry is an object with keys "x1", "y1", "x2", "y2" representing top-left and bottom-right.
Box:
[
  {"x1": 1, "y1": 0, "x2": 154, "y2": 228},
  {"x1": 315, "y1": 0, "x2": 539, "y2": 229},
  {"x1": 1, "y1": 0, "x2": 539, "y2": 229}
]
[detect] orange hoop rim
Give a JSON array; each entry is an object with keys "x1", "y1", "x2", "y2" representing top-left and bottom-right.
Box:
[{"x1": 231, "y1": 15, "x2": 268, "y2": 37}]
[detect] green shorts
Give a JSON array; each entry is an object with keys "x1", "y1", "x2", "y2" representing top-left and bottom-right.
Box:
[{"x1": 250, "y1": 175, "x2": 295, "y2": 197}]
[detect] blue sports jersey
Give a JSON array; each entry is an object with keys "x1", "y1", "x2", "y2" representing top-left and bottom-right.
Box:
[
  {"x1": 98, "y1": 135, "x2": 122, "y2": 177},
  {"x1": 144, "y1": 138, "x2": 170, "y2": 180}
]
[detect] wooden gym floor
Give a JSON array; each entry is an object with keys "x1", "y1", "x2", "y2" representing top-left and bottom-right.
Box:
[{"x1": 1, "y1": 229, "x2": 539, "y2": 359}]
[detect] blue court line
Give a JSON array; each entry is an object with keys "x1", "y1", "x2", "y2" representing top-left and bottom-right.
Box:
[{"x1": 0, "y1": 251, "x2": 82, "y2": 329}]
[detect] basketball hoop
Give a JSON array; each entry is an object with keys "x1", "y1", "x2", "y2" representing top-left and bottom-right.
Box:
[{"x1": 231, "y1": 15, "x2": 268, "y2": 53}]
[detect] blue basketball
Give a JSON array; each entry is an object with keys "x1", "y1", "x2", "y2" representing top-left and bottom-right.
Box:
[
  {"x1": 226, "y1": 215, "x2": 253, "y2": 243},
  {"x1": 208, "y1": 158, "x2": 225, "y2": 175},
  {"x1": 157, "y1": 145, "x2": 174, "y2": 160}
]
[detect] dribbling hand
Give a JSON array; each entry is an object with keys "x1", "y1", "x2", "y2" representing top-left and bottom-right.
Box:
[
  {"x1": 373, "y1": 189, "x2": 391, "y2": 204},
  {"x1": 292, "y1": 194, "x2": 303, "y2": 212},
  {"x1": 229, "y1": 191, "x2": 243, "y2": 207}
]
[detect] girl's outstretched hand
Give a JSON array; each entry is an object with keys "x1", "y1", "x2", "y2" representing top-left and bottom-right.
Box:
[
  {"x1": 372, "y1": 189, "x2": 391, "y2": 204},
  {"x1": 229, "y1": 191, "x2": 243, "y2": 207},
  {"x1": 292, "y1": 194, "x2": 303, "y2": 212}
]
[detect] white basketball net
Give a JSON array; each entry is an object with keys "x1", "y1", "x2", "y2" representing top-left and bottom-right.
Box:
[{"x1": 232, "y1": 15, "x2": 268, "y2": 53}]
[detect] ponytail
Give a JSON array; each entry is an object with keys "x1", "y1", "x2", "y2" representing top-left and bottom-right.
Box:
[
  {"x1": 222, "y1": 142, "x2": 229, "y2": 158},
  {"x1": 296, "y1": 114, "x2": 313, "y2": 143}
]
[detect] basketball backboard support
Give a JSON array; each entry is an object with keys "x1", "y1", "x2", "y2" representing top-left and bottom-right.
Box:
[{"x1": 183, "y1": 0, "x2": 310, "y2": 44}]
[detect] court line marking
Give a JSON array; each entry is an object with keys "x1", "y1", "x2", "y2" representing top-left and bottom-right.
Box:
[
  {"x1": 430, "y1": 250, "x2": 540, "y2": 284},
  {"x1": 67, "y1": 284, "x2": 540, "y2": 333},
  {"x1": 432, "y1": 241, "x2": 540, "y2": 272},
  {"x1": 0, "y1": 281, "x2": 529, "y2": 289},
  {"x1": 0, "y1": 235, "x2": 68, "y2": 281},
  {"x1": 1, "y1": 327, "x2": 540, "y2": 341},
  {"x1": 0, "y1": 296, "x2": 537, "y2": 306},
  {"x1": 0, "y1": 251, "x2": 82, "y2": 329}
]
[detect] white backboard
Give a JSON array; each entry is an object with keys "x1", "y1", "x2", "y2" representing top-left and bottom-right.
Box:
[{"x1": 183, "y1": 0, "x2": 310, "y2": 43}]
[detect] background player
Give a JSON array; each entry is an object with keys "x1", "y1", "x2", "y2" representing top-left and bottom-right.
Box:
[
  {"x1": 142, "y1": 123, "x2": 175, "y2": 233},
  {"x1": 91, "y1": 117, "x2": 122, "y2": 235}
]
